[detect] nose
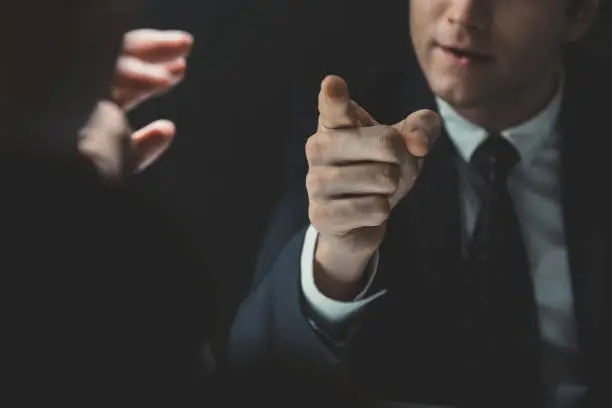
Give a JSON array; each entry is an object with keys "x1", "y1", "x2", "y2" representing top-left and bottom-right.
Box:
[{"x1": 446, "y1": 0, "x2": 491, "y2": 30}]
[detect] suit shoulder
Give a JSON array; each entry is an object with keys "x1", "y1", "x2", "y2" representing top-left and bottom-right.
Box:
[{"x1": 565, "y1": 50, "x2": 612, "y2": 102}]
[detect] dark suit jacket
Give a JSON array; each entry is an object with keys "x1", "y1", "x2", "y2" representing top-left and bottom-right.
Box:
[
  {"x1": 229, "y1": 50, "x2": 609, "y2": 406},
  {"x1": 1, "y1": 153, "x2": 212, "y2": 406}
]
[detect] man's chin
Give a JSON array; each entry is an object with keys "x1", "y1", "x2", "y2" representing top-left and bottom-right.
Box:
[{"x1": 433, "y1": 85, "x2": 491, "y2": 111}]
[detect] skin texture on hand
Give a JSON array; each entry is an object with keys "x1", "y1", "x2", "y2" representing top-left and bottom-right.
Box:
[{"x1": 308, "y1": 75, "x2": 440, "y2": 300}]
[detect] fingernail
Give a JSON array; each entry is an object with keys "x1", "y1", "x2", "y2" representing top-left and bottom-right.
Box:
[
  {"x1": 165, "y1": 30, "x2": 193, "y2": 44},
  {"x1": 325, "y1": 78, "x2": 348, "y2": 100}
]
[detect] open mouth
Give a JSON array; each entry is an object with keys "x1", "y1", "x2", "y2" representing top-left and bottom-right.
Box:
[{"x1": 443, "y1": 47, "x2": 492, "y2": 62}]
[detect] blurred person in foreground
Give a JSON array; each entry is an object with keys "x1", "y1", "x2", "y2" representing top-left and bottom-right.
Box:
[
  {"x1": 230, "y1": 0, "x2": 609, "y2": 407},
  {"x1": 1, "y1": 2, "x2": 211, "y2": 404}
]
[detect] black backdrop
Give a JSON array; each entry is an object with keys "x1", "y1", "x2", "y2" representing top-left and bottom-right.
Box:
[{"x1": 127, "y1": 0, "x2": 611, "y2": 359}]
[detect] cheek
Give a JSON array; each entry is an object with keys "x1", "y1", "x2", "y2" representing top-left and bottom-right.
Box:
[
  {"x1": 409, "y1": 1, "x2": 444, "y2": 57},
  {"x1": 493, "y1": 6, "x2": 567, "y2": 61},
  {"x1": 494, "y1": 21, "x2": 564, "y2": 78},
  {"x1": 409, "y1": 13, "x2": 427, "y2": 56}
]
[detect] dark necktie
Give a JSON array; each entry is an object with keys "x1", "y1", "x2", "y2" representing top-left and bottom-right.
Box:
[{"x1": 466, "y1": 135, "x2": 542, "y2": 407}]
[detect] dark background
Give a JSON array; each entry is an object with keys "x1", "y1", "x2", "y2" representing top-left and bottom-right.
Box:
[
  {"x1": 129, "y1": 1, "x2": 413, "y2": 358},
  {"x1": 128, "y1": 0, "x2": 611, "y2": 359}
]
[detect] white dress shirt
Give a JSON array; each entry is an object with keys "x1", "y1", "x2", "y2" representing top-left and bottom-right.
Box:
[{"x1": 300, "y1": 83, "x2": 587, "y2": 407}]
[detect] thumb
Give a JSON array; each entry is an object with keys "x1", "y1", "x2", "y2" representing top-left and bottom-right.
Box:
[
  {"x1": 318, "y1": 75, "x2": 377, "y2": 130},
  {"x1": 131, "y1": 119, "x2": 175, "y2": 172},
  {"x1": 392, "y1": 109, "x2": 441, "y2": 158},
  {"x1": 387, "y1": 110, "x2": 440, "y2": 209}
]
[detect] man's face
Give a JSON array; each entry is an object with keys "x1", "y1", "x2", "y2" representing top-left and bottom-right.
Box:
[
  {"x1": 409, "y1": 0, "x2": 597, "y2": 109},
  {"x1": 2, "y1": 1, "x2": 138, "y2": 153}
]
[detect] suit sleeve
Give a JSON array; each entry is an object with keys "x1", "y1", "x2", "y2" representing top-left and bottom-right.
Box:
[
  {"x1": 228, "y1": 76, "x2": 387, "y2": 373},
  {"x1": 301, "y1": 225, "x2": 386, "y2": 324},
  {"x1": 227, "y1": 181, "x2": 337, "y2": 367}
]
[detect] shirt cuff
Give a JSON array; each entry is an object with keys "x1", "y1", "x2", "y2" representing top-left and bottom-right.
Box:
[{"x1": 300, "y1": 224, "x2": 386, "y2": 324}]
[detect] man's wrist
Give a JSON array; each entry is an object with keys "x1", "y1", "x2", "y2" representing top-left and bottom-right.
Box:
[{"x1": 313, "y1": 237, "x2": 375, "y2": 301}]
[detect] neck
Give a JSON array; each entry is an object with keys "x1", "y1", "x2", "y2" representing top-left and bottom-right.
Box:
[{"x1": 453, "y1": 60, "x2": 562, "y2": 133}]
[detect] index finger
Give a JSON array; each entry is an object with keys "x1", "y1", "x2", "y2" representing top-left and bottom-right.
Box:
[
  {"x1": 317, "y1": 75, "x2": 377, "y2": 130},
  {"x1": 123, "y1": 29, "x2": 193, "y2": 63}
]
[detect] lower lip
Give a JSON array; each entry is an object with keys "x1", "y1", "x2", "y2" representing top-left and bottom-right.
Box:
[{"x1": 438, "y1": 47, "x2": 489, "y2": 67}]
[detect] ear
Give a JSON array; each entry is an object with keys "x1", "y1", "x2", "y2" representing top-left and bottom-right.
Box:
[
  {"x1": 131, "y1": 119, "x2": 175, "y2": 172},
  {"x1": 566, "y1": 0, "x2": 600, "y2": 42}
]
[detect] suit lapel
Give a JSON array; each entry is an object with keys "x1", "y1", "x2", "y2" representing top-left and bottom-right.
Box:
[
  {"x1": 348, "y1": 55, "x2": 608, "y2": 401},
  {"x1": 348, "y1": 70, "x2": 465, "y2": 403},
  {"x1": 354, "y1": 68, "x2": 463, "y2": 298},
  {"x1": 378, "y1": 69, "x2": 463, "y2": 302},
  {"x1": 559, "y1": 58, "x2": 608, "y2": 390},
  {"x1": 366, "y1": 63, "x2": 608, "y2": 377}
]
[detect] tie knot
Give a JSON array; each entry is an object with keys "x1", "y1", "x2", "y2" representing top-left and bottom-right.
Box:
[{"x1": 470, "y1": 134, "x2": 520, "y2": 183}]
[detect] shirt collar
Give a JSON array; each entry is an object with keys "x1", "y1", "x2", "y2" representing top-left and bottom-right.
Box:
[{"x1": 436, "y1": 78, "x2": 564, "y2": 164}]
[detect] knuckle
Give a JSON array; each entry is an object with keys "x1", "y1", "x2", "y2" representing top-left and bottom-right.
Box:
[
  {"x1": 414, "y1": 109, "x2": 442, "y2": 132},
  {"x1": 369, "y1": 197, "x2": 391, "y2": 224},
  {"x1": 325, "y1": 165, "x2": 343, "y2": 184},
  {"x1": 373, "y1": 127, "x2": 392, "y2": 149},
  {"x1": 305, "y1": 171, "x2": 325, "y2": 195},
  {"x1": 400, "y1": 160, "x2": 420, "y2": 190},
  {"x1": 305, "y1": 133, "x2": 324, "y2": 161},
  {"x1": 308, "y1": 200, "x2": 322, "y2": 224},
  {"x1": 375, "y1": 126, "x2": 402, "y2": 152},
  {"x1": 378, "y1": 164, "x2": 400, "y2": 191},
  {"x1": 405, "y1": 156, "x2": 421, "y2": 177},
  {"x1": 308, "y1": 200, "x2": 332, "y2": 231},
  {"x1": 306, "y1": 131, "x2": 334, "y2": 161},
  {"x1": 406, "y1": 110, "x2": 442, "y2": 145}
]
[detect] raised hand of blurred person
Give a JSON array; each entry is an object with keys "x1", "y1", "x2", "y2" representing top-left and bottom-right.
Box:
[
  {"x1": 79, "y1": 101, "x2": 177, "y2": 179},
  {"x1": 112, "y1": 29, "x2": 193, "y2": 111},
  {"x1": 79, "y1": 29, "x2": 193, "y2": 179}
]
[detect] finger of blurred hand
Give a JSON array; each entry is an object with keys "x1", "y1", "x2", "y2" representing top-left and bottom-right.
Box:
[
  {"x1": 131, "y1": 119, "x2": 175, "y2": 172},
  {"x1": 306, "y1": 125, "x2": 405, "y2": 166},
  {"x1": 123, "y1": 29, "x2": 193, "y2": 63},
  {"x1": 113, "y1": 56, "x2": 186, "y2": 110},
  {"x1": 392, "y1": 109, "x2": 441, "y2": 158},
  {"x1": 78, "y1": 101, "x2": 131, "y2": 180},
  {"x1": 115, "y1": 55, "x2": 178, "y2": 88},
  {"x1": 165, "y1": 57, "x2": 188, "y2": 77},
  {"x1": 317, "y1": 75, "x2": 377, "y2": 130}
]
